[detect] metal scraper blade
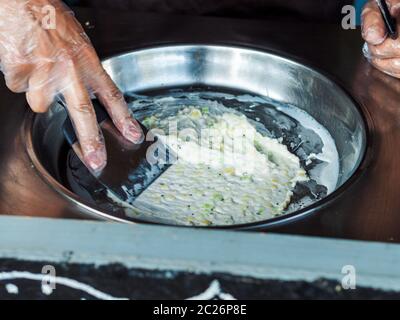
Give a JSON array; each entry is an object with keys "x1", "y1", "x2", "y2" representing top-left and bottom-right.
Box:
[
  {"x1": 96, "y1": 119, "x2": 173, "y2": 203},
  {"x1": 62, "y1": 99, "x2": 173, "y2": 204}
]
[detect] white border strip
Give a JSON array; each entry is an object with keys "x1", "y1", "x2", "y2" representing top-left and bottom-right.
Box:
[
  {"x1": 0, "y1": 271, "x2": 127, "y2": 300},
  {"x1": 0, "y1": 216, "x2": 400, "y2": 291}
]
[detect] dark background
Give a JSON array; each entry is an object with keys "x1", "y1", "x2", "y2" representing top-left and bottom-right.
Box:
[{"x1": 65, "y1": 0, "x2": 351, "y2": 23}]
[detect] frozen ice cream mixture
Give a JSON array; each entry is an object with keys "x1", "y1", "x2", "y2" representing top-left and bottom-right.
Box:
[
  {"x1": 98, "y1": 91, "x2": 339, "y2": 226},
  {"x1": 101, "y1": 90, "x2": 339, "y2": 226},
  {"x1": 132, "y1": 106, "x2": 308, "y2": 226}
]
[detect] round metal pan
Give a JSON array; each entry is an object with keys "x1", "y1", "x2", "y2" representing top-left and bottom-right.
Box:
[{"x1": 25, "y1": 45, "x2": 368, "y2": 229}]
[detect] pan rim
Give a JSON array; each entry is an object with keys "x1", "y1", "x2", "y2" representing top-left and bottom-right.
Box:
[{"x1": 23, "y1": 43, "x2": 372, "y2": 230}]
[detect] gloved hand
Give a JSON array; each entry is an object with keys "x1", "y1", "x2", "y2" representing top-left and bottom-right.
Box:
[
  {"x1": 0, "y1": 0, "x2": 143, "y2": 172},
  {"x1": 362, "y1": 0, "x2": 400, "y2": 78}
]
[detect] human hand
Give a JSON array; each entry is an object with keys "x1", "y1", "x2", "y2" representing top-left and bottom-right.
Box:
[
  {"x1": 362, "y1": 0, "x2": 400, "y2": 78},
  {"x1": 0, "y1": 0, "x2": 143, "y2": 172}
]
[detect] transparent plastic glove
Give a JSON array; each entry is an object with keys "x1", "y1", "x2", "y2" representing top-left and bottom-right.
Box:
[
  {"x1": 362, "y1": 0, "x2": 400, "y2": 78},
  {"x1": 0, "y1": 0, "x2": 143, "y2": 172}
]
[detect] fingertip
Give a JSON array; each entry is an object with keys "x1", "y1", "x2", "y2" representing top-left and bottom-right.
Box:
[
  {"x1": 90, "y1": 67, "x2": 144, "y2": 144},
  {"x1": 83, "y1": 147, "x2": 107, "y2": 173},
  {"x1": 26, "y1": 91, "x2": 52, "y2": 113},
  {"x1": 122, "y1": 118, "x2": 144, "y2": 144},
  {"x1": 80, "y1": 129, "x2": 107, "y2": 173},
  {"x1": 362, "y1": 25, "x2": 387, "y2": 45}
]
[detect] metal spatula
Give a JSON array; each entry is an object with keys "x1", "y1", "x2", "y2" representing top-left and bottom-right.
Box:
[
  {"x1": 62, "y1": 99, "x2": 172, "y2": 204},
  {"x1": 377, "y1": 0, "x2": 398, "y2": 39}
]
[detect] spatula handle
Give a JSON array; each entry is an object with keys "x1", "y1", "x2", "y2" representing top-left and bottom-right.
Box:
[{"x1": 377, "y1": 0, "x2": 398, "y2": 39}]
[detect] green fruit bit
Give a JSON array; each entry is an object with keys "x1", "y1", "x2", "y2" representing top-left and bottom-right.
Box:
[
  {"x1": 212, "y1": 192, "x2": 224, "y2": 202},
  {"x1": 201, "y1": 107, "x2": 209, "y2": 114},
  {"x1": 203, "y1": 203, "x2": 215, "y2": 212},
  {"x1": 256, "y1": 208, "x2": 264, "y2": 215},
  {"x1": 254, "y1": 140, "x2": 264, "y2": 153}
]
